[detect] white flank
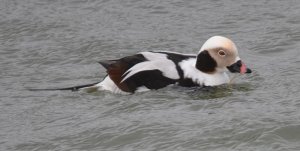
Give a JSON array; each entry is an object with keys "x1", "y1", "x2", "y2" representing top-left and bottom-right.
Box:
[
  {"x1": 121, "y1": 52, "x2": 180, "y2": 82},
  {"x1": 179, "y1": 58, "x2": 230, "y2": 86},
  {"x1": 136, "y1": 86, "x2": 150, "y2": 92},
  {"x1": 95, "y1": 76, "x2": 129, "y2": 94}
]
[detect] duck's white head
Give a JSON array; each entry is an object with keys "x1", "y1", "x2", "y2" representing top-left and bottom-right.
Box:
[{"x1": 196, "y1": 36, "x2": 251, "y2": 74}]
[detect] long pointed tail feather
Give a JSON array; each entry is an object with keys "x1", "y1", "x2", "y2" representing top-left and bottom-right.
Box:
[{"x1": 27, "y1": 82, "x2": 99, "y2": 92}]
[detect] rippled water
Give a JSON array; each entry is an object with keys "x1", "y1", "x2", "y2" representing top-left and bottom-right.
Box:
[{"x1": 1, "y1": 0, "x2": 300, "y2": 150}]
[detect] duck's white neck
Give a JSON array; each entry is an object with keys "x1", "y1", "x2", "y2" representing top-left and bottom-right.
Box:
[{"x1": 179, "y1": 58, "x2": 230, "y2": 86}]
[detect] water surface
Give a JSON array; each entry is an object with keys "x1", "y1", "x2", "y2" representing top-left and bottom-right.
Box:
[{"x1": 1, "y1": 0, "x2": 300, "y2": 150}]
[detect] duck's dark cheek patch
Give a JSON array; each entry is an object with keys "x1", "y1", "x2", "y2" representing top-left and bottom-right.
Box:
[{"x1": 196, "y1": 50, "x2": 217, "y2": 73}]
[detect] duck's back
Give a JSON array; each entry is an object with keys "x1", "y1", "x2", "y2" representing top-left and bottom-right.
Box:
[{"x1": 98, "y1": 51, "x2": 195, "y2": 93}]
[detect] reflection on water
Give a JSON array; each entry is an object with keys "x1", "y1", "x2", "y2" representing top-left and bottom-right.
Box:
[
  {"x1": 83, "y1": 82, "x2": 253, "y2": 100},
  {"x1": 188, "y1": 83, "x2": 253, "y2": 100}
]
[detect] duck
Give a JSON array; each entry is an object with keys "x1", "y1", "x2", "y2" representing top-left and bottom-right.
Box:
[{"x1": 32, "y1": 36, "x2": 251, "y2": 94}]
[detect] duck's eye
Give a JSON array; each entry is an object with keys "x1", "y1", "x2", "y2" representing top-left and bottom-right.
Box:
[{"x1": 218, "y1": 50, "x2": 226, "y2": 57}]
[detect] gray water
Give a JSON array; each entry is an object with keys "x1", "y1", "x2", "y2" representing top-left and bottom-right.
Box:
[{"x1": 1, "y1": 0, "x2": 300, "y2": 150}]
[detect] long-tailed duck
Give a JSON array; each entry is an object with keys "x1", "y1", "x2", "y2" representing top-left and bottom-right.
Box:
[{"x1": 33, "y1": 36, "x2": 251, "y2": 94}]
